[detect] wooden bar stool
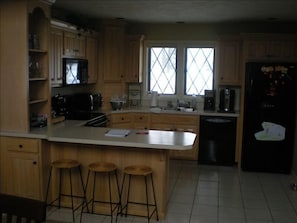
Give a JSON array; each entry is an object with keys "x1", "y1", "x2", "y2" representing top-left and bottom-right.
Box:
[
  {"x1": 45, "y1": 159, "x2": 87, "y2": 223},
  {"x1": 120, "y1": 165, "x2": 159, "y2": 222},
  {"x1": 80, "y1": 162, "x2": 121, "y2": 223}
]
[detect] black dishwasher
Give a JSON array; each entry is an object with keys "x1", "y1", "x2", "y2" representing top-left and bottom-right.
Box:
[{"x1": 198, "y1": 116, "x2": 236, "y2": 166}]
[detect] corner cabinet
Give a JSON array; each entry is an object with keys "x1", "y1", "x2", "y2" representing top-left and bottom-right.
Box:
[
  {"x1": 125, "y1": 35, "x2": 144, "y2": 83},
  {"x1": 217, "y1": 38, "x2": 241, "y2": 86},
  {"x1": 0, "y1": 136, "x2": 49, "y2": 200},
  {"x1": 0, "y1": 0, "x2": 51, "y2": 132},
  {"x1": 28, "y1": 6, "x2": 51, "y2": 129}
]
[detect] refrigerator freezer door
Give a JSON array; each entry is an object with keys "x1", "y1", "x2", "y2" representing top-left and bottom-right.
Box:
[{"x1": 242, "y1": 62, "x2": 297, "y2": 173}]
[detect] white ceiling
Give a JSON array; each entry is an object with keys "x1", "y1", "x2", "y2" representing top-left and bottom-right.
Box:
[{"x1": 52, "y1": 0, "x2": 297, "y2": 23}]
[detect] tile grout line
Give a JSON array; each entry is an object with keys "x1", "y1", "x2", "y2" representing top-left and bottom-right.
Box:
[
  {"x1": 188, "y1": 165, "x2": 200, "y2": 223},
  {"x1": 237, "y1": 169, "x2": 248, "y2": 223}
]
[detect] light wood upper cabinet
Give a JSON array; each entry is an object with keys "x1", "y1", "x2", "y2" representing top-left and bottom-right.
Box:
[
  {"x1": 63, "y1": 31, "x2": 86, "y2": 57},
  {"x1": 103, "y1": 23, "x2": 125, "y2": 82},
  {"x1": 125, "y1": 35, "x2": 144, "y2": 83},
  {"x1": 242, "y1": 34, "x2": 297, "y2": 61},
  {"x1": 0, "y1": 137, "x2": 43, "y2": 200},
  {"x1": 218, "y1": 39, "x2": 241, "y2": 86},
  {"x1": 50, "y1": 27, "x2": 63, "y2": 86},
  {"x1": 86, "y1": 35, "x2": 99, "y2": 84},
  {"x1": 243, "y1": 38, "x2": 297, "y2": 60}
]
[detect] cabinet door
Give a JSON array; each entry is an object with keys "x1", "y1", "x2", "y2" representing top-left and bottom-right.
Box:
[
  {"x1": 171, "y1": 124, "x2": 199, "y2": 160},
  {"x1": 50, "y1": 27, "x2": 63, "y2": 86},
  {"x1": 132, "y1": 113, "x2": 150, "y2": 129},
  {"x1": 6, "y1": 152, "x2": 41, "y2": 199},
  {"x1": 64, "y1": 31, "x2": 86, "y2": 57},
  {"x1": 0, "y1": 137, "x2": 41, "y2": 200},
  {"x1": 218, "y1": 40, "x2": 241, "y2": 86},
  {"x1": 110, "y1": 113, "x2": 132, "y2": 129},
  {"x1": 243, "y1": 36, "x2": 297, "y2": 60},
  {"x1": 151, "y1": 114, "x2": 199, "y2": 160},
  {"x1": 86, "y1": 35, "x2": 98, "y2": 84},
  {"x1": 103, "y1": 25, "x2": 125, "y2": 82},
  {"x1": 125, "y1": 35, "x2": 144, "y2": 83}
]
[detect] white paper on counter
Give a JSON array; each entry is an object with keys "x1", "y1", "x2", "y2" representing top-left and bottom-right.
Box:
[{"x1": 105, "y1": 129, "x2": 131, "y2": 137}]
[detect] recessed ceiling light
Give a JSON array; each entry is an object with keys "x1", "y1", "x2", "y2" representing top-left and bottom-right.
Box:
[{"x1": 266, "y1": 17, "x2": 279, "y2": 21}]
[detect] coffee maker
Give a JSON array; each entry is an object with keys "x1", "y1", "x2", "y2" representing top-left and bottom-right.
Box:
[
  {"x1": 219, "y1": 88, "x2": 235, "y2": 112},
  {"x1": 204, "y1": 90, "x2": 216, "y2": 111}
]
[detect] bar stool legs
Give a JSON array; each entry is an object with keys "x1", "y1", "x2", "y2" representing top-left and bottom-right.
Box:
[
  {"x1": 80, "y1": 162, "x2": 121, "y2": 223},
  {"x1": 45, "y1": 159, "x2": 87, "y2": 223},
  {"x1": 121, "y1": 165, "x2": 159, "y2": 222}
]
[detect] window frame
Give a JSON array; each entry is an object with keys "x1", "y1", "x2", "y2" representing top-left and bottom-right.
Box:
[
  {"x1": 143, "y1": 40, "x2": 217, "y2": 103},
  {"x1": 184, "y1": 46, "x2": 216, "y2": 96}
]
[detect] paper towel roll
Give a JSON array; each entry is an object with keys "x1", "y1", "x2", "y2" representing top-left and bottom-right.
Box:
[{"x1": 151, "y1": 91, "x2": 158, "y2": 107}]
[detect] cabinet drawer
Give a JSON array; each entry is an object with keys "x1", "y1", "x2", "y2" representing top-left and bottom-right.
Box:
[
  {"x1": 133, "y1": 113, "x2": 149, "y2": 123},
  {"x1": 173, "y1": 115, "x2": 198, "y2": 125},
  {"x1": 111, "y1": 113, "x2": 132, "y2": 123},
  {"x1": 151, "y1": 114, "x2": 198, "y2": 125},
  {"x1": 6, "y1": 137, "x2": 39, "y2": 153}
]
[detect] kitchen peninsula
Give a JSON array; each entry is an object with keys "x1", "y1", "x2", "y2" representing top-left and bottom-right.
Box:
[{"x1": 0, "y1": 120, "x2": 197, "y2": 219}]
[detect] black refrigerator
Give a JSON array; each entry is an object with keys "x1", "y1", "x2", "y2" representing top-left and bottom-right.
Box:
[{"x1": 242, "y1": 62, "x2": 297, "y2": 173}]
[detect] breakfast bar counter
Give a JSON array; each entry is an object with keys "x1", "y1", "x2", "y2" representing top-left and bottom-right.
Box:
[{"x1": 0, "y1": 121, "x2": 197, "y2": 220}]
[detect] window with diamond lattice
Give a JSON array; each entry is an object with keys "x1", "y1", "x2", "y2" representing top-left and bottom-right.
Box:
[
  {"x1": 149, "y1": 47, "x2": 176, "y2": 94},
  {"x1": 147, "y1": 44, "x2": 214, "y2": 96},
  {"x1": 185, "y1": 48, "x2": 214, "y2": 95}
]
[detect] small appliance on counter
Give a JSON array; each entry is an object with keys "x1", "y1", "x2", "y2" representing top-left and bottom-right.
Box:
[
  {"x1": 65, "y1": 93, "x2": 103, "y2": 120},
  {"x1": 204, "y1": 90, "x2": 216, "y2": 111},
  {"x1": 51, "y1": 94, "x2": 67, "y2": 117},
  {"x1": 150, "y1": 91, "x2": 159, "y2": 107},
  {"x1": 219, "y1": 88, "x2": 235, "y2": 112}
]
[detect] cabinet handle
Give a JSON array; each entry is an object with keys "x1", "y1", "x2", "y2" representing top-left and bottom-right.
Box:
[
  {"x1": 121, "y1": 117, "x2": 124, "y2": 120},
  {"x1": 33, "y1": 161, "x2": 37, "y2": 165},
  {"x1": 18, "y1": 144, "x2": 23, "y2": 149}
]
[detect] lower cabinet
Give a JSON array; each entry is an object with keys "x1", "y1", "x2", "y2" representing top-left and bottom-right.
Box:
[
  {"x1": 132, "y1": 113, "x2": 150, "y2": 129},
  {"x1": 151, "y1": 114, "x2": 199, "y2": 160},
  {"x1": 110, "y1": 112, "x2": 199, "y2": 160},
  {"x1": 110, "y1": 112, "x2": 133, "y2": 129},
  {"x1": 0, "y1": 136, "x2": 49, "y2": 200}
]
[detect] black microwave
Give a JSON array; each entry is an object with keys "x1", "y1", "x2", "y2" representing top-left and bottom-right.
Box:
[{"x1": 63, "y1": 58, "x2": 88, "y2": 86}]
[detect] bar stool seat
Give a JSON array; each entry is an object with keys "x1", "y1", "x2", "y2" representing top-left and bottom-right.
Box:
[
  {"x1": 52, "y1": 159, "x2": 80, "y2": 169},
  {"x1": 80, "y1": 162, "x2": 121, "y2": 223},
  {"x1": 45, "y1": 159, "x2": 87, "y2": 223},
  {"x1": 121, "y1": 165, "x2": 159, "y2": 222},
  {"x1": 89, "y1": 162, "x2": 117, "y2": 173},
  {"x1": 123, "y1": 165, "x2": 153, "y2": 176}
]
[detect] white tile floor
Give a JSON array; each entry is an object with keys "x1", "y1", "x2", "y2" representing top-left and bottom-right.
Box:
[{"x1": 46, "y1": 160, "x2": 297, "y2": 223}]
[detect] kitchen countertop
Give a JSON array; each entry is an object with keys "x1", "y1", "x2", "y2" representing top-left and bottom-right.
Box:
[
  {"x1": 0, "y1": 107, "x2": 237, "y2": 148},
  {"x1": 108, "y1": 106, "x2": 240, "y2": 117},
  {"x1": 0, "y1": 120, "x2": 196, "y2": 150}
]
